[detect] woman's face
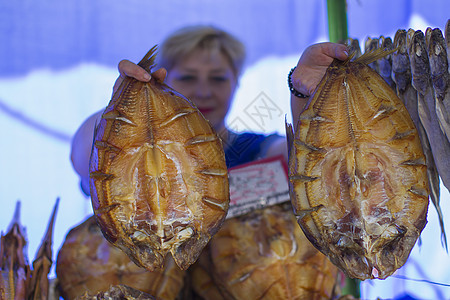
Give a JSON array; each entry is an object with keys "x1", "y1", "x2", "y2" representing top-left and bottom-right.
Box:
[{"x1": 165, "y1": 49, "x2": 238, "y2": 132}]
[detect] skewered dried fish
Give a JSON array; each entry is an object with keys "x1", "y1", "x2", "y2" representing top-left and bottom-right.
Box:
[
  {"x1": 27, "y1": 198, "x2": 59, "y2": 300},
  {"x1": 0, "y1": 202, "x2": 30, "y2": 300},
  {"x1": 197, "y1": 204, "x2": 340, "y2": 299},
  {"x1": 76, "y1": 284, "x2": 156, "y2": 300},
  {"x1": 425, "y1": 27, "x2": 450, "y2": 142},
  {"x1": 408, "y1": 30, "x2": 450, "y2": 191},
  {"x1": 287, "y1": 48, "x2": 429, "y2": 280},
  {"x1": 56, "y1": 216, "x2": 185, "y2": 300},
  {"x1": 392, "y1": 29, "x2": 445, "y2": 247},
  {"x1": 378, "y1": 36, "x2": 396, "y2": 91},
  {"x1": 89, "y1": 47, "x2": 229, "y2": 271}
]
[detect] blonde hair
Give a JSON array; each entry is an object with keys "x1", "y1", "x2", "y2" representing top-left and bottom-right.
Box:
[{"x1": 157, "y1": 25, "x2": 246, "y2": 76}]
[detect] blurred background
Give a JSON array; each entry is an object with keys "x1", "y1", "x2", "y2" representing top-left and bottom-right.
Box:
[{"x1": 0, "y1": 1, "x2": 449, "y2": 299}]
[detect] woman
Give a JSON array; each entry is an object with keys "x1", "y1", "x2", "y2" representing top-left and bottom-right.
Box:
[{"x1": 70, "y1": 25, "x2": 348, "y2": 195}]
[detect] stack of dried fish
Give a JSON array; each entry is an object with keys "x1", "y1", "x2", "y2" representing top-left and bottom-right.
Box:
[
  {"x1": 190, "y1": 204, "x2": 341, "y2": 299},
  {"x1": 56, "y1": 216, "x2": 185, "y2": 300},
  {"x1": 0, "y1": 199, "x2": 59, "y2": 300}
]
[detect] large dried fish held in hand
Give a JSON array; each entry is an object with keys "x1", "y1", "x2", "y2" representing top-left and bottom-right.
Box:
[
  {"x1": 287, "y1": 48, "x2": 429, "y2": 280},
  {"x1": 89, "y1": 46, "x2": 229, "y2": 271}
]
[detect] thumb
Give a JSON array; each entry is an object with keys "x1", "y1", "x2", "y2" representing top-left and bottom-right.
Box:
[{"x1": 322, "y1": 43, "x2": 349, "y2": 61}]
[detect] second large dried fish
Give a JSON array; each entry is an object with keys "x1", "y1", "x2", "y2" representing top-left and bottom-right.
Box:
[{"x1": 287, "y1": 49, "x2": 429, "y2": 280}]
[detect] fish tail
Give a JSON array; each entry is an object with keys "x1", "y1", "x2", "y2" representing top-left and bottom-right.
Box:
[
  {"x1": 137, "y1": 45, "x2": 158, "y2": 72},
  {"x1": 354, "y1": 46, "x2": 399, "y2": 66}
]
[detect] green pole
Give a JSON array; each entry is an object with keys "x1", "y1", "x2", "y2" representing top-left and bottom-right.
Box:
[
  {"x1": 327, "y1": 0, "x2": 360, "y2": 298},
  {"x1": 327, "y1": 0, "x2": 348, "y2": 43},
  {"x1": 342, "y1": 276, "x2": 361, "y2": 298}
]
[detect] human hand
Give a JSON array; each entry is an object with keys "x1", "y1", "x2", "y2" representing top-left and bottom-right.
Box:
[
  {"x1": 291, "y1": 42, "x2": 348, "y2": 96},
  {"x1": 112, "y1": 59, "x2": 167, "y2": 95}
]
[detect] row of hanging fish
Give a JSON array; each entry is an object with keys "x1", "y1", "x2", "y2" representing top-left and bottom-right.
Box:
[
  {"x1": 286, "y1": 19, "x2": 449, "y2": 281},
  {"x1": 0, "y1": 199, "x2": 59, "y2": 300},
  {"x1": 349, "y1": 20, "x2": 450, "y2": 248}
]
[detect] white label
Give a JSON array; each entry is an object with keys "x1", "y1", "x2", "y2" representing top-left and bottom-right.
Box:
[{"x1": 226, "y1": 155, "x2": 290, "y2": 219}]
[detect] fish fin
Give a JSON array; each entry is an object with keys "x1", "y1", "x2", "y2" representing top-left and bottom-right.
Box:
[
  {"x1": 285, "y1": 116, "x2": 294, "y2": 158},
  {"x1": 137, "y1": 45, "x2": 158, "y2": 72},
  {"x1": 353, "y1": 46, "x2": 399, "y2": 66}
]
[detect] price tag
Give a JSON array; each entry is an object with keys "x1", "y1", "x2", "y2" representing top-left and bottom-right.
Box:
[{"x1": 226, "y1": 155, "x2": 290, "y2": 219}]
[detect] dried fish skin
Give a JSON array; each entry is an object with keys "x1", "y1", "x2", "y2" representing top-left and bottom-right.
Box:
[
  {"x1": 288, "y1": 49, "x2": 429, "y2": 280},
  {"x1": 56, "y1": 216, "x2": 184, "y2": 300},
  {"x1": 207, "y1": 204, "x2": 340, "y2": 300},
  {"x1": 89, "y1": 47, "x2": 229, "y2": 271}
]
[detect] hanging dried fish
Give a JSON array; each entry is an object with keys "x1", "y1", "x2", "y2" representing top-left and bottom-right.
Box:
[
  {"x1": 287, "y1": 48, "x2": 429, "y2": 280},
  {"x1": 346, "y1": 38, "x2": 362, "y2": 60},
  {"x1": 56, "y1": 216, "x2": 185, "y2": 300},
  {"x1": 446, "y1": 20, "x2": 450, "y2": 72},
  {"x1": 89, "y1": 46, "x2": 229, "y2": 271},
  {"x1": 378, "y1": 36, "x2": 396, "y2": 91},
  {"x1": 200, "y1": 204, "x2": 340, "y2": 299},
  {"x1": 392, "y1": 29, "x2": 445, "y2": 248},
  {"x1": 408, "y1": 30, "x2": 450, "y2": 191},
  {"x1": 425, "y1": 27, "x2": 450, "y2": 142},
  {"x1": 27, "y1": 198, "x2": 59, "y2": 300},
  {"x1": 0, "y1": 202, "x2": 31, "y2": 300},
  {"x1": 365, "y1": 37, "x2": 380, "y2": 73}
]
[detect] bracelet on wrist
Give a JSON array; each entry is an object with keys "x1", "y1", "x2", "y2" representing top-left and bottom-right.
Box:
[{"x1": 288, "y1": 67, "x2": 308, "y2": 98}]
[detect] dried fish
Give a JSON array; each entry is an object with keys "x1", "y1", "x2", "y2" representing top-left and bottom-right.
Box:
[
  {"x1": 56, "y1": 216, "x2": 185, "y2": 300},
  {"x1": 189, "y1": 246, "x2": 225, "y2": 300},
  {"x1": 446, "y1": 20, "x2": 450, "y2": 71},
  {"x1": 378, "y1": 36, "x2": 396, "y2": 91},
  {"x1": 425, "y1": 27, "x2": 450, "y2": 142},
  {"x1": 75, "y1": 284, "x2": 156, "y2": 300},
  {"x1": 346, "y1": 38, "x2": 362, "y2": 60},
  {"x1": 27, "y1": 198, "x2": 59, "y2": 300},
  {"x1": 392, "y1": 29, "x2": 445, "y2": 247},
  {"x1": 288, "y1": 48, "x2": 429, "y2": 280},
  {"x1": 0, "y1": 202, "x2": 30, "y2": 300},
  {"x1": 203, "y1": 204, "x2": 340, "y2": 299},
  {"x1": 365, "y1": 37, "x2": 380, "y2": 73},
  {"x1": 89, "y1": 47, "x2": 229, "y2": 271},
  {"x1": 408, "y1": 30, "x2": 450, "y2": 191}
]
